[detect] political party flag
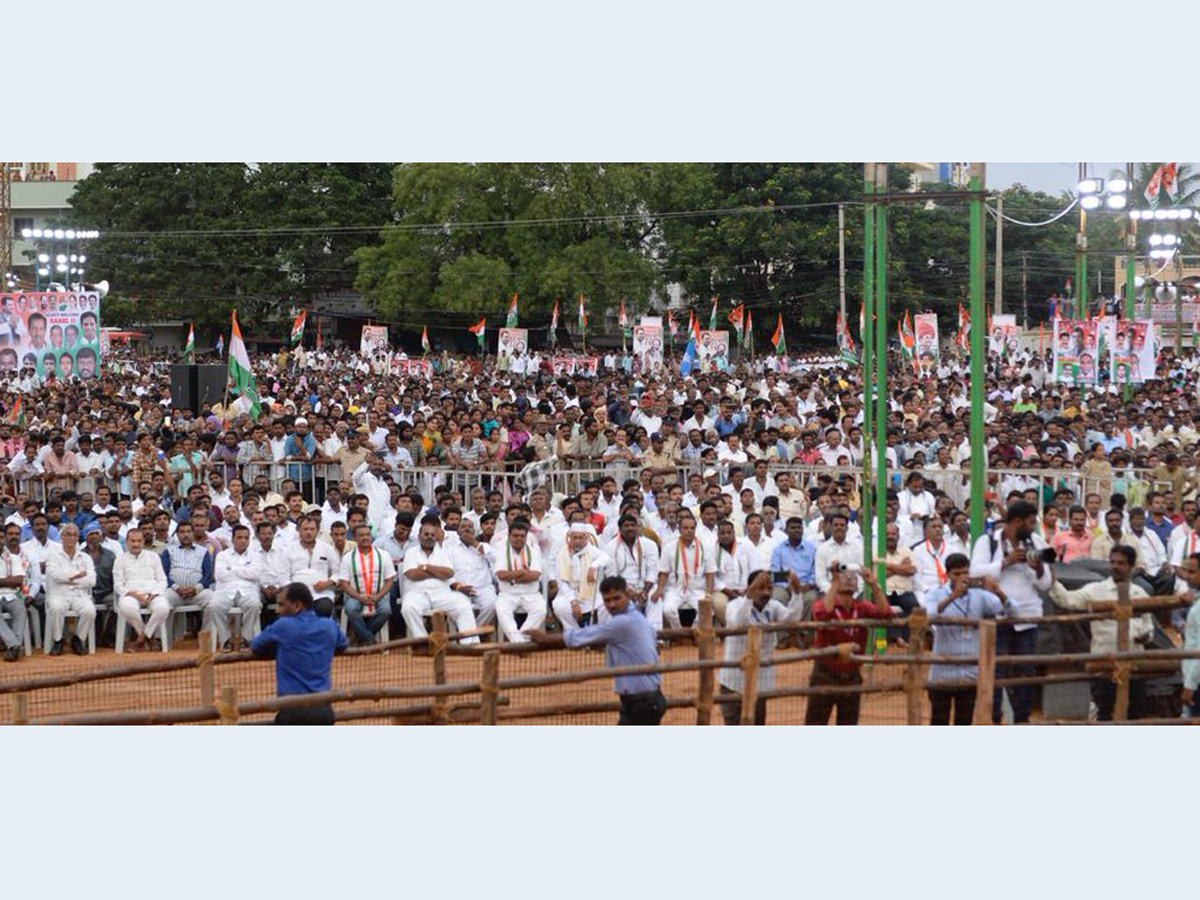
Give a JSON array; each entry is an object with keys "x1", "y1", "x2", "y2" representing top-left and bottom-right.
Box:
[
  {"x1": 290, "y1": 309, "x2": 306, "y2": 346},
  {"x1": 898, "y1": 309, "x2": 916, "y2": 368},
  {"x1": 7, "y1": 397, "x2": 24, "y2": 427},
  {"x1": 771, "y1": 313, "x2": 787, "y2": 356},
  {"x1": 215, "y1": 333, "x2": 225, "y2": 358},
  {"x1": 743, "y1": 309, "x2": 753, "y2": 351},
  {"x1": 1162, "y1": 162, "x2": 1179, "y2": 200},
  {"x1": 709, "y1": 296, "x2": 718, "y2": 331},
  {"x1": 421, "y1": 325, "x2": 431, "y2": 354},
  {"x1": 506, "y1": 293, "x2": 519, "y2": 328},
  {"x1": 184, "y1": 324, "x2": 195, "y2": 361},
  {"x1": 956, "y1": 303, "x2": 970, "y2": 353},
  {"x1": 837, "y1": 311, "x2": 857, "y2": 364},
  {"x1": 549, "y1": 299, "x2": 559, "y2": 347},
  {"x1": 727, "y1": 303, "x2": 745, "y2": 340},
  {"x1": 577, "y1": 294, "x2": 587, "y2": 330},
  {"x1": 228, "y1": 311, "x2": 262, "y2": 420},
  {"x1": 468, "y1": 317, "x2": 486, "y2": 349}
]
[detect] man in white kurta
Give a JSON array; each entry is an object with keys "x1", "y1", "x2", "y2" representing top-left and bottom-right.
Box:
[
  {"x1": 493, "y1": 521, "x2": 546, "y2": 643},
  {"x1": 398, "y1": 521, "x2": 478, "y2": 643},
  {"x1": 45, "y1": 524, "x2": 96, "y2": 655},
  {"x1": 653, "y1": 516, "x2": 716, "y2": 631},
  {"x1": 113, "y1": 528, "x2": 169, "y2": 651},
  {"x1": 447, "y1": 518, "x2": 497, "y2": 626},
  {"x1": 210, "y1": 525, "x2": 264, "y2": 648},
  {"x1": 551, "y1": 523, "x2": 612, "y2": 629}
]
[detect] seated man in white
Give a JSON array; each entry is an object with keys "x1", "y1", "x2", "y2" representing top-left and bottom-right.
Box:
[
  {"x1": 45, "y1": 523, "x2": 97, "y2": 656},
  {"x1": 652, "y1": 513, "x2": 715, "y2": 631},
  {"x1": 210, "y1": 524, "x2": 264, "y2": 650},
  {"x1": 286, "y1": 515, "x2": 341, "y2": 619},
  {"x1": 551, "y1": 522, "x2": 612, "y2": 629},
  {"x1": 493, "y1": 519, "x2": 546, "y2": 642},
  {"x1": 447, "y1": 518, "x2": 497, "y2": 626},
  {"x1": 340, "y1": 523, "x2": 397, "y2": 645},
  {"x1": 398, "y1": 520, "x2": 478, "y2": 643},
  {"x1": 602, "y1": 513, "x2": 660, "y2": 614},
  {"x1": 113, "y1": 528, "x2": 169, "y2": 651},
  {"x1": 711, "y1": 519, "x2": 757, "y2": 625}
]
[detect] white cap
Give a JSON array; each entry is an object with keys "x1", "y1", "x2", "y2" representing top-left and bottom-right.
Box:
[{"x1": 569, "y1": 522, "x2": 590, "y2": 535}]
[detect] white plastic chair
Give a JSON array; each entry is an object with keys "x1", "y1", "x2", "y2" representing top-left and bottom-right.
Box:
[
  {"x1": 114, "y1": 606, "x2": 170, "y2": 653},
  {"x1": 1, "y1": 609, "x2": 32, "y2": 656},
  {"x1": 42, "y1": 608, "x2": 98, "y2": 655}
]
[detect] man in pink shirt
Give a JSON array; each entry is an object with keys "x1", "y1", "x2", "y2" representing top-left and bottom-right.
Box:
[{"x1": 1052, "y1": 505, "x2": 1093, "y2": 564}]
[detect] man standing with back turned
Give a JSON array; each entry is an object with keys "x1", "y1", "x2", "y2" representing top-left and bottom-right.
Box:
[
  {"x1": 251, "y1": 582, "x2": 347, "y2": 724},
  {"x1": 529, "y1": 575, "x2": 666, "y2": 725}
]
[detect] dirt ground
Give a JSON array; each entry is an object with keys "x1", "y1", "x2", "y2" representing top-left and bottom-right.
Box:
[{"x1": 0, "y1": 636, "x2": 922, "y2": 725}]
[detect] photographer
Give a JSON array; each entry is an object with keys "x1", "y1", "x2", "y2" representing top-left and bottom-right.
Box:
[
  {"x1": 969, "y1": 500, "x2": 1051, "y2": 724},
  {"x1": 805, "y1": 561, "x2": 890, "y2": 726}
]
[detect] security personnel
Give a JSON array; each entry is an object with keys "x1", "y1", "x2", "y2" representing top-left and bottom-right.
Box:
[{"x1": 250, "y1": 582, "x2": 347, "y2": 725}]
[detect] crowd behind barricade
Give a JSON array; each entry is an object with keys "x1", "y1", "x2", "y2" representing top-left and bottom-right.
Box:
[{"x1": 1, "y1": 337, "x2": 1199, "y2": 723}]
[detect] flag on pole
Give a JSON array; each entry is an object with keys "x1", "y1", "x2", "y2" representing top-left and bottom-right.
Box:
[
  {"x1": 421, "y1": 325, "x2": 431, "y2": 354},
  {"x1": 549, "y1": 299, "x2": 559, "y2": 347},
  {"x1": 468, "y1": 317, "x2": 486, "y2": 349},
  {"x1": 228, "y1": 311, "x2": 262, "y2": 420},
  {"x1": 6, "y1": 397, "x2": 24, "y2": 427},
  {"x1": 709, "y1": 297, "x2": 718, "y2": 331},
  {"x1": 1038, "y1": 322, "x2": 1045, "y2": 357},
  {"x1": 743, "y1": 309, "x2": 753, "y2": 351},
  {"x1": 836, "y1": 312, "x2": 857, "y2": 364},
  {"x1": 668, "y1": 310, "x2": 678, "y2": 338},
  {"x1": 506, "y1": 293, "x2": 519, "y2": 328},
  {"x1": 859, "y1": 303, "x2": 866, "y2": 341},
  {"x1": 1144, "y1": 165, "x2": 1165, "y2": 206},
  {"x1": 1162, "y1": 162, "x2": 1179, "y2": 201},
  {"x1": 290, "y1": 309, "x2": 306, "y2": 347},
  {"x1": 184, "y1": 324, "x2": 195, "y2": 361},
  {"x1": 898, "y1": 310, "x2": 916, "y2": 370},
  {"x1": 316, "y1": 318, "x2": 323, "y2": 350},
  {"x1": 727, "y1": 303, "x2": 745, "y2": 341},
  {"x1": 681, "y1": 325, "x2": 699, "y2": 376},
  {"x1": 956, "y1": 303, "x2": 970, "y2": 353},
  {"x1": 686, "y1": 310, "x2": 695, "y2": 339},
  {"x1": 771, "y1": 313, "x2": 787, "y2": 356},
  {"x1": 215, "y1": 333, "x2": 224, "y2": 358},
  {"x1": 577, "y1": 294, "x2": 587, "y2": 331},
  {"x1": 691, "y1": 308, "x2": 702, "y2": 345}
]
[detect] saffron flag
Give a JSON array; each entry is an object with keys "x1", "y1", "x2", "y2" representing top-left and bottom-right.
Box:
[
  {"x1": 956, "y1": 303, "x2": 970, "y2": 353},
  {"x1": 421, "y1": 325, "x2": 431, "y2": 354},
  {"x1": 506, "y1": 293, "x2": 519, "y2": 328},
  {"x1": 549, "y1": 299, "x2": 559, "y2": 346},
  {"x1": 468, "y1": 317, "x2": 486, "y2": 349},
  {"x1": 290, "y1": 309, "x2": 306, "y2": 346},
  {"x1": 771, "y1": 313, "x2": 787, "y2": 356},
  {"x1": 743, "y1": 309, "x2": 753, "y2": 351},
  {"x1": 228, "y1": 311, "x2": 262, "y2": 420},
  {"x1": 899, "y1": 310, "x2": 916, "y2": 370}
]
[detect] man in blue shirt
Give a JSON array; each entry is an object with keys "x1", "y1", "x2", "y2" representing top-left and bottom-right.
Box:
[
  {"x1": 529, "y1": 575, "x2": 665, "y2": 725},
  {"x1": 769, "y1": 516, "x2": 817, "y2": 613},
  {"x1": 250, "y1": 581, "x2": 347, "y2": 725},
  {"x1": 923, "y1": 553, "x2": 1009, "y2": 725}
]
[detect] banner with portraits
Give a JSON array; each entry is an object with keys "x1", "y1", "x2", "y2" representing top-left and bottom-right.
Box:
[
  {"x1": 1111, "y1": 319, "x2": 1155, "y2": 385},
  {"x1": 0, "y1": 290, "x2": 103, "y2": 378},
  {"x1": 988, "y1": 313, "x2": 1018, "y2": 357},
  {"x1": 1053, "y1": 317, "x2": 1113, "y2": 386},
  {"x1": 395, "y1": 358, "x2": 433, "y2": 379},
  {"x1": 360, "y1": 324, "x2": 390, "y2": 355},
  {"x1": 632, "y1": 323, "x2": 664, "y2": 371},
  {"x1": 913, "y1": 313, "x2": 939, "y2": 374},
  {"x1": 497, "y1": 328, "x2": 528, "y2": 367},
  {"x1": 698, "y1": 330, "x2": 729, "y2": 359},
  {"x1": 551, "y1": 355, "x2": 600, "y2": 376}
]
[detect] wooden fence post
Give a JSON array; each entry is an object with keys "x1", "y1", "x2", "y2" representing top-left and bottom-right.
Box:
[
  {"x1": 13, "y1": 692, "x2": 29, "y2": 725},
  {"x1": 431, "y1": 611, "x2": 448, "y2": 725},
  {"x1": 1114, "y1": 587, "x2": 1132, "y2": 722},
  {"x1": 973, "y1": 620, "x2": 997, "y2": 725},
  {"x1": 198, "y1": 629, "x2": 215, "y2": 707},
  {"x1": 695, "y1": 598, "x2": 715, "y2": 725},
  {"x1": 739, "y1": 627, "x2": 762, "y2": 726},
  {"x1": 904, "y1": 607, "x2": 928, "y2": 725},
  {"x1": 479, "y1": 650, "x2": 500, "y2": 725},
  {"x1": 218, "y1": 685, "x2": 239, "y2": 725}
]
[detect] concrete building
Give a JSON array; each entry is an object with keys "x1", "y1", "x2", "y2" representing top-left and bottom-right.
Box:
[{"x1": 7, "y1": 163, "x2": 94, "y2": 276}]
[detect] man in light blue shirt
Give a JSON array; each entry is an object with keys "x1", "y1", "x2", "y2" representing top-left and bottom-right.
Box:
[
  {"x1": 529, "y1": 575, "x2": 665, "y2": 725},
  {"x1": 769, "y1": 517, "x2": 817, "y2": 611},
  {"x1": 1174, "y1": 552, "x2": 1200, "y2": 718},
  {"x1": 923, "y1": 553, "x2": 1010, "y2": 725}
]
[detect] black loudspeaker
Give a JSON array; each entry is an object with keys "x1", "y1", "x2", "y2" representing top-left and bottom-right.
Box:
[{"x1": 170, "y1": 365, "x2": 227, "y2": 413}]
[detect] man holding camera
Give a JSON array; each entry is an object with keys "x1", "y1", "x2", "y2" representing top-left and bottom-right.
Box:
[
  {"x1": 805, "y1": 561, "x2": 890, "y2": 725},
  {"x1": 969, "y1": 500, "x2": 1051, "y2": 724}
]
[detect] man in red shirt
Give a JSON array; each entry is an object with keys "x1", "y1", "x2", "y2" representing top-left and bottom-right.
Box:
[{"x1": 805, "y1": 562, "x2": 890, "y2": 725}]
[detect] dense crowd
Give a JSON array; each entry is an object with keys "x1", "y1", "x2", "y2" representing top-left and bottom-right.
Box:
[{"x1": 1, "y1": 334, "x2": 1199, "y2": 723}]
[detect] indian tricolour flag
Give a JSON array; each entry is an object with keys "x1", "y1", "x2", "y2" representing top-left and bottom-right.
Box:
[
  {"x1": 184, "y1": 324, "x2": 195, "y2": 361},
  {"x1": 577, "y1": 294, "x2": 587, "y2": 330},
  {"x1": 290, "y1": 309, "x2": 306, "y2": 346},
  {"x1": 506, "y1": 293, "x2": 519, "y2": 328},
  {"x1": 228, "y1": 311, "x2": 262, "y2": 420},
  {"x1": 468, "y1": 317, "x2": 486, "y2": 349},
  {"x1": 421, "y1": 325, "x2": 432, "y2": 354}
]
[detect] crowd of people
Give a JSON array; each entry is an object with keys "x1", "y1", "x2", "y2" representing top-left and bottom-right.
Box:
[{"x1": 1, "y1": 332, "x2": 1199, "y2": 723}]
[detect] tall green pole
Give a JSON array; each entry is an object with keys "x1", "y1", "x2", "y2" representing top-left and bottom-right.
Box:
[
  {"x1": 968, "y1": 164, "x2": 987, "y2": 542},
  {"x1": 861, "y1": 165, "x2": 876, "y2": 569},
  {"x1": 1124, "y1": 162, "x2": 1136, "y2": 403},
  {"x1": 874, "y1": 164, "x2": 889, "y2": 588}
]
